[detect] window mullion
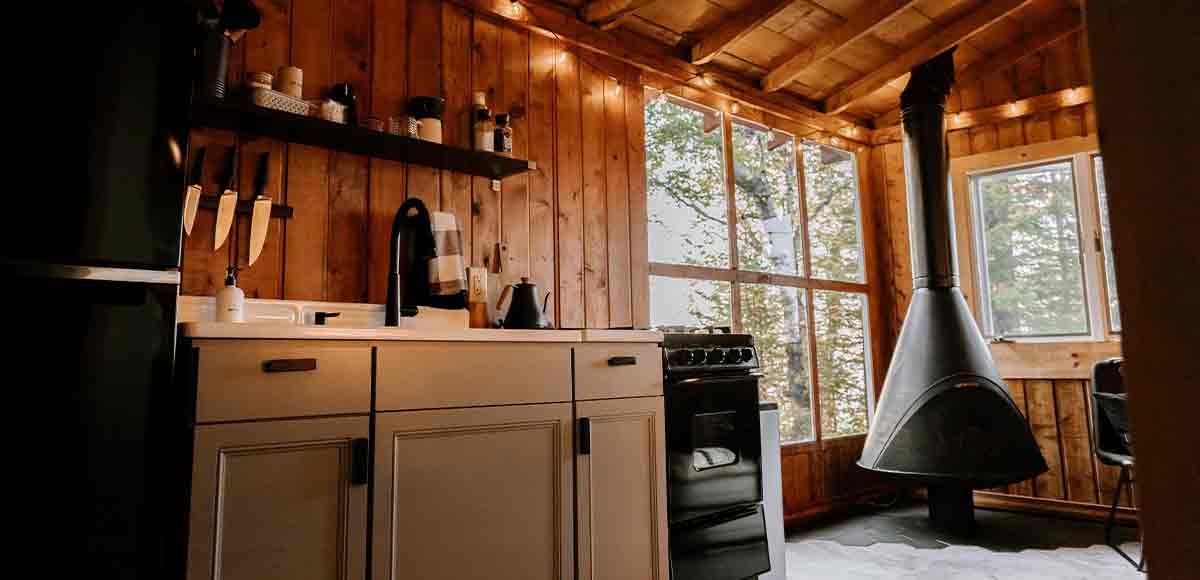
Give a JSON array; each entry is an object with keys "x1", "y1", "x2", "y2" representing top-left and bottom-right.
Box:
[
  {"x1": 795, "y1": 141, "x2": 814, "y2": 280},
  {"x1": 722, "y1": 110, "x2": 742, "y2": 333},
  {"x1": 1073, "y1": 152, "x2": 1108, "y2": 341}
]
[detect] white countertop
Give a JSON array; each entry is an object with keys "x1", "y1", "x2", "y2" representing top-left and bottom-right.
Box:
[{"x1": 181, "y1": 322, "x2": 661, "y2": 343}]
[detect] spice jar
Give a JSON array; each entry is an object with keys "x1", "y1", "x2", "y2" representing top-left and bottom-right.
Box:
[{"x1": 493, "y1": 113, "x2": 513, "y2": 155}]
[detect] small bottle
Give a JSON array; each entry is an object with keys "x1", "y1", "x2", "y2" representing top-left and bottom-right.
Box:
[
  {"x1": 474, "y1": 108, "x2": 494, "y2": 152},
  {"x1": 215, "y1": 267, "x2": 246, "y2": 323},
  {"x1": 494, "y1": 113, "x2": 513, "y2": 156}
]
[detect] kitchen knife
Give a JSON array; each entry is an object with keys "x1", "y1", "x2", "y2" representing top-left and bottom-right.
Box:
[
  {"x1": 213, "y1": 147, "x2": 238, "y2": 251},
  {"x1": 248, "y1": 152, "x2": 271, "y2": 266},
  {"x1": 182, "y1": 146, "x2": 206, "y2": 236}
]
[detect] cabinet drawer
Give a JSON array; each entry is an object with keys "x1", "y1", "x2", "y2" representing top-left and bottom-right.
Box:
[
  {"x1": 574, "y1": 344, "x2": 663, "y2": 400},
  {"x1": 376, "y1": 343, "x2": 572, "y2": 410},
  {"x1": 194, "y1": 340, "x2": 372, "y2": 423}
]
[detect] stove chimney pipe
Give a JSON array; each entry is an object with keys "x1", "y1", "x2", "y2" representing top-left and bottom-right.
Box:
[{"x1": 900, "y1": 50, "x2": 958, "y2": 289}]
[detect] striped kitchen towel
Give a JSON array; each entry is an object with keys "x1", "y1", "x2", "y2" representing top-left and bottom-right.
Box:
[{"x1": 428, "y1": 211, "x2": 466, "y2": 296}]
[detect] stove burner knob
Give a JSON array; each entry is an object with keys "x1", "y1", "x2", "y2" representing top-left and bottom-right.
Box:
[
  {"x1": 670, "y1": 350, "x2": 692, "y2": 366},
  {"x1": 740, "y1": 348, "x2": 755, "y2": 362},
  {"x1": 725, "y1": 349, "x2": 743, "y2": 363},
  {"x1": 689, "y1": 349, "x2": 707, "y2": 365},
  {"x1": 705, "y1": 348, "x2": 726, "y2": 364}
]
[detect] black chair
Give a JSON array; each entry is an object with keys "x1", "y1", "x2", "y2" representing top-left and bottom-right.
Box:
[{"x1": 1092, "y1": 357, "x2": 1144, "y2": 571}]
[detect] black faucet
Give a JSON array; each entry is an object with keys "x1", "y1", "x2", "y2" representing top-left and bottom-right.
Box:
[{"x1": 385, "y1": 198, "x2": 427, "y2": 326}]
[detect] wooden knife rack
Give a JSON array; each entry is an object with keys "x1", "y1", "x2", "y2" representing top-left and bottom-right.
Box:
[{"x1": 196, "y1": 195, "x2": 294, "y2": 219}]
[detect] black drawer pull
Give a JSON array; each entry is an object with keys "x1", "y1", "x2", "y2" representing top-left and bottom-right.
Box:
[
  {"x1": 607, "y1": 356, "x2": 638, "y2": 367},
  {"x1": 350, "y1": 438, "x2": 369, "y2": 485},
  {"x1": 262, "y1": 358, "x2": 318, "y2": 373}
]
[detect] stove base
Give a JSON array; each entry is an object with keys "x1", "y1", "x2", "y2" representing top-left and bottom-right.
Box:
[{"x1": 927, "y1": 484, "x2": 975, "y2": 534}]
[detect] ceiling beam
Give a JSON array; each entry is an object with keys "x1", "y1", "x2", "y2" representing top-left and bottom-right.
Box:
[
  {"x1": 870, "y1": 85, "x2": 1093, "y2": 144},
  {"x1": 690, "y1": 0, "x2": 795, "y2": 65},
  {"x1": 824, "y1": 0, "x2": 1033, "y2": 114},
  {"x1": 580, "y1": 0, "x2": 658, "y2": 28},
  {"x1": 762, "y1": 0, "x2": 918, "y2": 93},
  {"x1": 454, "y1": 0, "x2": 873, "y2": 141},
  {"x1": 874, "y1": 7, "x2": 1083, "y2": 127}
]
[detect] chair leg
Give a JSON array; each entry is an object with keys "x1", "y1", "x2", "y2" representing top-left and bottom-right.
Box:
[{"x1": 1105, "y1": 465, "x2": 1143, "y2": 571}]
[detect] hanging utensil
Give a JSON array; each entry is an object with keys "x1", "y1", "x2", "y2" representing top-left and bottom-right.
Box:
[
  {"x1": 182, "y1": 146, "x2": 206, "y2": 236},
  {"x1": 213, "y1": 146, "x2": 238, "y2": 251},
  {"x1": 248, "y1": 152, "x2": 272, "y2": 266}
]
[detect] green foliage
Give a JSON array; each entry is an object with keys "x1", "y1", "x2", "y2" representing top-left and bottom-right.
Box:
[{"x1": 976, "y1": 162, "x2": 1089, "y2": 336}]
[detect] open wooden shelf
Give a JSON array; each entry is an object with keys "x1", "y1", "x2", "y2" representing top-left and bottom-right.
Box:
[{"x1": 190, "y1": 99, "x2": 532, "y2": 180}]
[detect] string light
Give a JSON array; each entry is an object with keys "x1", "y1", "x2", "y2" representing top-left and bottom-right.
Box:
[
  {"x1": 614, "y1": 80, "x2": 621, "y2": 96},
  {"x1": 730, "y1": 102, "x2": 739, "y2": 114},
  {"x1": 558, "y1": 51, "x2": 567, "y2": 64},
  {"x1": 508, "y1": 0, "x2": 521, "y2": 17},
  {"x1": 831, "y1": 136, "x2": 841, "y2": 146}
]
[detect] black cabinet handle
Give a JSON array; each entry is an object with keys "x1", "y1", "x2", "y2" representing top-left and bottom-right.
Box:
[
  {"x1": 262, "y1": 358, "x2": 318, "y2": 373},
  {"x1": 350, "y1": 438, "x2": 369, "y2": 485},
  {"x1": 607, "y1": 356, "x2": 637, "y2": 366},
  {"x1": 578, "y1": 418, "x2": 591, "y2": 455}
]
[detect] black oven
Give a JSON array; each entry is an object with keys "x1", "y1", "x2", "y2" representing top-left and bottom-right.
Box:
[{"x1": 663, "y1": 333, "x2": 771, "y2": 580}]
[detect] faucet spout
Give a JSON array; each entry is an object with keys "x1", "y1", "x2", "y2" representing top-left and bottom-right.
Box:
[{"x1": 386, "y1": 199, "x2": 425, "y2": 326}]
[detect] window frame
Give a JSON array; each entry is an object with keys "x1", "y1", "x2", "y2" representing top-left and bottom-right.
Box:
[
  {"x1": 645, "y1": 89, "x2": 882, "y2": 449},
  {"x1": 950, "y1": 135, "x2": 1117, "y2": 343}
]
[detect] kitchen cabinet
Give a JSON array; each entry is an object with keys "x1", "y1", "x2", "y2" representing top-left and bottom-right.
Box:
[
  {"x1": 575, "y1": 396, "x2": 670, "y2": 580},
  {"x1": 186, "y1": 415, "x2": 369, "y2": 580},
  {"x1": 372, "y1": 403, "x2": 575, "y2": 580}
]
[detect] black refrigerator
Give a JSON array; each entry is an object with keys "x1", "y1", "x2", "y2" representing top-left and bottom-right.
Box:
[{"x1": 5, "y1": 4, "x2": 195, "y2": 578}]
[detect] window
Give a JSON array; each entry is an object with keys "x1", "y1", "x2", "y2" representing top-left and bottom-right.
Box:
[
  {"x1": 1092, "y1": 156, "x2": 1121, "y2": 331},
  {"x1": 645, "y1": 91, "x2": 875, "y2": 444},
  {"x1": 971, "y1": 161, "x2": 1089, "y2": 337},
  {"x1": 953, "y1": 136, "x2": 1120, "y2": 341}
]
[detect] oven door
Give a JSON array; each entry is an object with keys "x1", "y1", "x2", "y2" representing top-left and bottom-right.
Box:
[
  {"x1": 669, "y1": 503, "x2": 771, "y2": 580},
  {"x1": 665, "y1": 373, "x2": 763, "y2": 524}
]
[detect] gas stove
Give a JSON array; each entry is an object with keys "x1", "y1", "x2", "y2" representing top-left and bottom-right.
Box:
[{"x1": 662, "y1": 332, "x2": 759, "y2": 375}]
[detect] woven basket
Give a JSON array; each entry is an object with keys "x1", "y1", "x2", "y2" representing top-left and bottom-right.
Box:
[{"x1": 249, "y1": 87, "x2": 314, "y2": 116}]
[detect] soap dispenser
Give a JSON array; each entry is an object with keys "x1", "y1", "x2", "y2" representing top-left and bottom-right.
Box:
[{"x1": 215, "y1": 266, "x2": 246, "y2": 322}]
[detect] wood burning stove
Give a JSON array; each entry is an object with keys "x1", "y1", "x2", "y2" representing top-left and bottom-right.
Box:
[{"x1": 857, "y1": 50, "x2": 1048, "y2": 533}]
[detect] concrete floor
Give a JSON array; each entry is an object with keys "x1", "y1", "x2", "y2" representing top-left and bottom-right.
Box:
[{"x1": 783, "y1": 501, "x2": 1144, "y2": 579}]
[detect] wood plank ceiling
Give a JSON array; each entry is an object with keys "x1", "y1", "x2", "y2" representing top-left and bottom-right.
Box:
[{"x1": 560, "y1": 0, "x2": 1083, "y2": 124}]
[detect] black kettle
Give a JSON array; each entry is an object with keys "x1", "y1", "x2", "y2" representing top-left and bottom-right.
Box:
[{"x1": 497, "y1": 277, "x2": 553, "y2": 329}]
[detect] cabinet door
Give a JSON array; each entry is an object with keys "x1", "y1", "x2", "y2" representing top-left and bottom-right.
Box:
[
  {"x1": 576, "y1": 397, "x2": 669, "y2": 580},
  {"x1": 373, "y1": 403, "x2": 574, "y2": 580},
  {"x1": 187, "y1": 415, "x2": 369, "y2": 580}
]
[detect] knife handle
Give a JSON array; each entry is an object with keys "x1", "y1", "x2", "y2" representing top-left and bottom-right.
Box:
[
  {"x1": 189, "y1": 146, "x2": 207, "y2": 187},
  {"x1": 222, "y1": 146, "x2": 239, "y2": 192},
  {"x1": 253, "y1": 152, "x2": 270, "y2": 197}
]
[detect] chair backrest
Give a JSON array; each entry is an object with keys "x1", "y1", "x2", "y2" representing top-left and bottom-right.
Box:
[{"x1": 1092, "y1": 357, "x2": 1133, "y2": 459}]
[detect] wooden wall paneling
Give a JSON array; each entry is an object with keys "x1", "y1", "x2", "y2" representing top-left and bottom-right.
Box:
[
  {"x1": 500, "y1": 26, "x2": 531, "y2": 286},
  {"x1": 234, "y1": 0, "x2": 289, "y2": 299},
  {"x1": 1014, "y1": 45, "x2": 1045, "y2": 98},
  {"x1": 1056, "y1": 379, "x2": 1099, "y2": 504},
  {"x1": 996, "y1": 117, "x2": 1024, "y2": 149},
  {"x1": 327, "y1": 0, "x2": 372, "y2": 303},
  {"x1": 859, "y1": 146, "x2": 891, "y2": 391},
  {"x1": 441, "y1": 2, "x2": 473, "y2": 264},
  {"x1": 182, "y1": 129, "x2": 240, "y2": 296},
  {"x1": 946, "y1": 129, "x2": 970, "y2": 158},
  {"x1": 1005, "y1": 379, "x2": 1035, "y2": 496},
  {"x1": 782, "y1": 451, "x2": 814, "y2": 515},
  {"x1": 284, "y1": 0, "x2": 333, "y2": 301},
  {"x1": 604, "y1": 73, "x2": 632, "y2": 328},
  {"x1": 580, "y1": 59, "x2": 609, "y2": 329},
  {"x1": 1051, "y1": 105, "x2": 1084, "y2": 140},
  {"x1": 368, "y1": 0, "x2": 408, "y2": 304},
  {"x1": 528, "y1": 32, "x2": 558, "y2": 325},
  {"x1": 407, "y1": 0, "x2": 442, "y2": 210},
  {"x1": 968, "y1": 124, "x2": 998, "y2": 154},
  {"x1": 1025, "y1": 379, "x2": 1065, "y2": 500},
  {"x1": 1083, "y1": 102, "x2": 1097, "y2": 136},
  {"x1": 880, "y1": 142, "x2": 910, "y2": 341},
  {"x1": 471, "y1": 16, "x2": 501, "y2": 268},
  {"x1": 626, "y1": 70, "x2": 650, "y2": 328},
  {"x1": 555, "y1": 47, "x2": 585, "y2": 329},
  {"x1": 1022, "y1": 112, "x2": 1053, "y2": 144}
]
